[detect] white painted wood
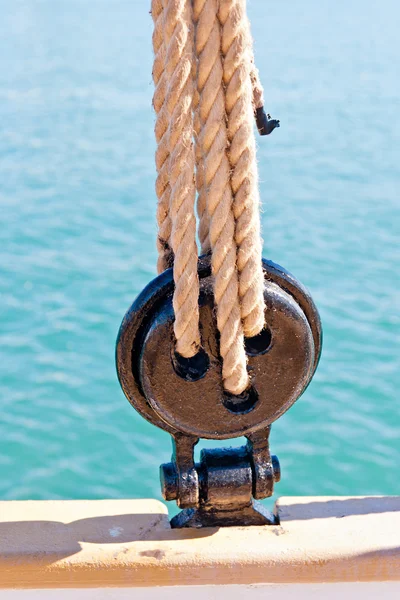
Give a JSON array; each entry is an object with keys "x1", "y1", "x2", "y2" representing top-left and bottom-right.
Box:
[
  {"x1": 1, "y1": 497, "x2": 399, "y2": 587},
  {"x1": 2, "y1": 583, "x2": 400, "y2": 600}
]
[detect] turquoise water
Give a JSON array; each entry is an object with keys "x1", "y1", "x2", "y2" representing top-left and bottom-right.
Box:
[{"x1": 1, "y1": 0, "x2": 399, "y2": 510}]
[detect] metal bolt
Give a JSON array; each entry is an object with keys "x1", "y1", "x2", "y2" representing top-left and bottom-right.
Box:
[
  {"x1": 272, "y1": 455, "x2": 281, "y2": 483},
  {"x1": 160, "y1": 463, "x2": 178, "y2": 501}
]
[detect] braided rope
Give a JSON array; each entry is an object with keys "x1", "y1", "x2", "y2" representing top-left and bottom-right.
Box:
[
  {"x1": 152, "y1": 0, "x2": 173, "y2": 272},
  {"x1": 163, "y1": 0, "x2": 200, "y2": 358},
  {"x1": 250, "y1": 54, "x2": 265, "y2": 110},
  {"x1": 193, "y1": 0, "x2": 248, "y2": 393},
  {"x1": 151, "y1": 0, "x2": 269, "y2": 392},
  {"x1": 219, "y1": 0, "x2": 265, "y2": 339}
]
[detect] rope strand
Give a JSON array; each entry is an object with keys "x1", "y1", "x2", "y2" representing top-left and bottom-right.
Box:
[
  {"x1": 151, "y1": 0, "x2": 272, "y2": 392},
  {"x1": 194, "y1": 0, "x2": 248, "y2": 393},
  {"x1": 152, "y1": 0, "x2": 174, "y2": 272},
  {"x1": 163, "y1": 0, "x2": 201, "y2": 358},
  {"x1": 219, "y1": 0, "x2": 265, "y2": 339}
]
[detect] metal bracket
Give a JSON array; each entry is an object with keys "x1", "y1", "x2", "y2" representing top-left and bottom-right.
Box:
[{"x1": 160, "y1": 427, "x2": 280, "y2": 528}]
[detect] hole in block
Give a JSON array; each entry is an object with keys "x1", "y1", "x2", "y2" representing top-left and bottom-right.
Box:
[{"x1": 172, "y1": 347, "x2": 210, "y2": 382}]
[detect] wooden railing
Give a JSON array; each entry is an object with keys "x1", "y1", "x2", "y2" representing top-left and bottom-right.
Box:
[{"x1": 1, "y1": 496, "x2": 399, "y2": 590}]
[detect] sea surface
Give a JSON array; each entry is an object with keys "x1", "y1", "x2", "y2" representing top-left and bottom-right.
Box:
[{"x1": 1, "y1": 0, "x2": 399, "y2": 512}]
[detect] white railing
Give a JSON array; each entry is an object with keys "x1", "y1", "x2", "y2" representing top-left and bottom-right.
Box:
[{"x1": 1, "y1": 496, "x2": 399, "y2": 592}]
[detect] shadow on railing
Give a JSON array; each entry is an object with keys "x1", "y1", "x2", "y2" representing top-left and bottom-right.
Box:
[
  {"x1": 278, "y1": 496, "x2": 400, "y2": 521},
  {"x1": 0, "y1": 509, "x2": 216, "y2": 564}
]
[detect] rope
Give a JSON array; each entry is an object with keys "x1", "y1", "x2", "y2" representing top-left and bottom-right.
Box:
[
  {"x1": 218, "y1": 0, "x2": 265, "y2": 339},
  {"x1": 194, "y1": 0, "x2": 248, "y2": 393},
  {"x1": 152, "y1": 0, "x2": 173, "y2": 272},
  {"x1": 250, "y1": 54, "x2": 265, "y2": 110},
  {"x1": 160, "y1": 0, "x2": 201, "y2": 358},
  {"x1": 151, "y1": 0, "x2": 274, "y2": 393}
]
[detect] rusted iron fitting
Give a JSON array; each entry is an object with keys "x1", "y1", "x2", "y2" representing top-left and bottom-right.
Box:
[
  {"x1": 116, "y1": 255, "x2": 322, "y2": 528},
  {"x1": 160, "y1": 431, "x2": 281, "y2": 527}
]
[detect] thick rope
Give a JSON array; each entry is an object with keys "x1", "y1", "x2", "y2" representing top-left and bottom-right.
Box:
[
  {"x1": 218, "y1": 0, "x2": 265, "y2": 339},
  {"x1": 195, "y1": 10, "x2": 264, "y2": 257},
  {"x1": 162, "y1": 0, "x2": 201, "y2": 358},
  {"x1": 152, "y1": 0, "x2": 173, "y2": 272},
  {"x1": 151, "y1": 0, "x2": 270, "y2": 393},
  {"x1": 193, "y1": 0, "x2": 248, "y2": 393},
  {"x1": 250, "y1": 56, "x2": 265, "y2": 110}
]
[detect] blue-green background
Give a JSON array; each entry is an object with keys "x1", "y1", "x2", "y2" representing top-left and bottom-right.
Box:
[{"x1": 1, "y1": 0, "x2": 399, "y2": 511}]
